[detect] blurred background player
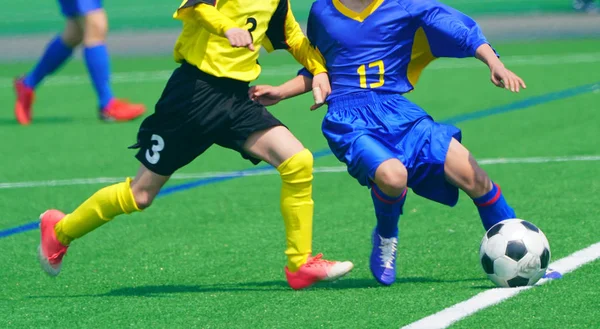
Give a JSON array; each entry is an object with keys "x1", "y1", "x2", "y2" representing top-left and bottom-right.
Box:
[
  {"x1": 573, "y1": 0, "x2": 598, "y2": 13},
  {"x1": 250, "y1": 0, "x2": 529, "y2": 286},
  {"x1": 37, "y1": 0, "x2": 353, "y2": 290},
  {"x1": 13, "y1": 0, "x2": 146, "y2": 125}
]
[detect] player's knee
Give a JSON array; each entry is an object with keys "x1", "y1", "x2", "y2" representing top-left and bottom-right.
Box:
[
  {"x1": 374, "y1": 160, "x2": 407, "y2": 197},
  {"x1": 61, "y1": 24, "x2": 83, "y2": 47},
  {"x1": 279, "y1": 149, "x2": 314, "y2": 184},
  {"x1": 83, "y1": 11, "x2": 108, "y2": 44},
  {"x1": 131, "y1": 188, "x2": 156, "y2": 210},
  {"x1": 290, "y1": 148, "x2": 314, "y2": 177}
]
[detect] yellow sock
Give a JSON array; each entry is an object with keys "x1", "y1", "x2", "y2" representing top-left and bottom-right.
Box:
[
  {"x1": 54, "y1": 178, "x2": 141, "y2": 245},
  {"x1": 277, "y1": 149, "x2": 314, "y2": 272}
]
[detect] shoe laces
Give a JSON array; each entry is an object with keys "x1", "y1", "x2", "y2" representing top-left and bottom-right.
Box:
[
  {"x1": 305, "y1": 253, "x2": 335, "y2": 268},
  {"x1": 378, "y1": 236, "x2": 398, "y2": 269},
  {"x1": 49, "y1": 249, "x2": 67, "y2": 263}
]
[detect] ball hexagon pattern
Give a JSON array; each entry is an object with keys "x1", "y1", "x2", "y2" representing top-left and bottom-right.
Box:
[{"x1": 479, "y1": 219, "x2": 551, "y2": 287}]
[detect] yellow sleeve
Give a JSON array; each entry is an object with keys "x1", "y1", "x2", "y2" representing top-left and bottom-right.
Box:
[
  {"x1": 262, "y1": 0, "x2": 327, "y2": 75},
  {"x1": 173, "y1": 0, "x2": 238, "y2": 37}
]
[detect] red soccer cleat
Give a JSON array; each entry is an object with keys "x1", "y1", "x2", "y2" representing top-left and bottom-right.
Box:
[
  {"x1": 14, "y1": 77, "x2": 35, "y2": 125},
  {"x1": 100, "y1": 98, "x2": 146, "y2": 122},
  {"x1": 285, "y1": 253, "x2": 353, "y2": 290},
  {"x1": 38, "y1": 210, "x2": 69, "y2": 277}
]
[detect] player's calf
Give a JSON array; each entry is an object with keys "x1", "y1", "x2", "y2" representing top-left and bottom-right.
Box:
[
  {"x1": 243, "y1": 126, "x2": 320, "y2": 273},
  {"x1": 444, "y1": 138, "x2": 491, "y2": 198},
  {"x1": 444, "y1": 139, "x2": 515, "y2": 230},
  {"x1": 370, "y1": 159, "x2": 408, "y2": 285}
]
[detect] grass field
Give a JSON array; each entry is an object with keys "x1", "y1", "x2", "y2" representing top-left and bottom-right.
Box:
[{"x1": 1, "y1": 38, "x2": 599, "y2": 328}]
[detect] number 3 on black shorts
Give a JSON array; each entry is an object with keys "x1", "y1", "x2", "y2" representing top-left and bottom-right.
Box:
[{"x1": 145, "y1": 134, "x2": 165, "y2": 165}]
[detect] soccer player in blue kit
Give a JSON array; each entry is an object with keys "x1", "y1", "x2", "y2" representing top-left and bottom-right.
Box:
[
  {"x1": 13, "y1": 0, "x2": 145, "y2": 124},
  {"x1": 250, "y1": 0, "x2": 530, "y2": 285}
]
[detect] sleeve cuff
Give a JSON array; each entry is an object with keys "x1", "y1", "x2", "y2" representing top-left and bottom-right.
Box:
[
  {"x1": 298, "y1": 68, "x2": 314, "y2": 78},
  {"x1": 471, "y1": 40, "x2": 499, "y2": 58}
]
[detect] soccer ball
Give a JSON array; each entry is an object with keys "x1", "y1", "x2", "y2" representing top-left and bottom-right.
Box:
[{"x1": 479, "y1": 219, "x2": 551, "y2": 287}]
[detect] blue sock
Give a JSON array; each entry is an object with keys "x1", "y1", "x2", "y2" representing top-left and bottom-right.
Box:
[
  {"x1": 473, "y1": 182, "x2": 516, "y2": 231},
  {"x1": 371, "y1": 184, "x2": 407, "y2": 238},
  {"x1": 84, "y1": 44, "x2": 114, "y2": 109},
  {"x1": 24, "y1": 36, "x2": 73, "y2": 89}
]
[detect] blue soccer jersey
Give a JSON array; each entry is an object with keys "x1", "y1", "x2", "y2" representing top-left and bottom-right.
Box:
[{"x1": 300, "y1": 0, "x2": 494, "y2": 99}]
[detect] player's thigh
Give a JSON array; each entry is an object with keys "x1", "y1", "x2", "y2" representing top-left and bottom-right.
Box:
[
  {"x1": 216, "y1": 96, "x2": 300, "y2": 168},
  {"x1": 333, "y1": 133, "x2": 399, "y2": 188},
  {"x1": 348, "y1": 135, "x2": 407, "y2": 196},
  {"x1": 444, "y1": 138, "x2": 491, "y2": 198},
  {"x1": 132, "y1": 63, "x2": 228, "y2": 177},
  {"x1": 243, "y1": 126, "x2": 305, "y2": 168},
  {"x1": 130, "y1": 164, "x2": 170, "y2": 209}
]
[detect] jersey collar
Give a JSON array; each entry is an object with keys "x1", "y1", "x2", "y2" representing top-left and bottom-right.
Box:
[{"x1": 331, "y1": 0, "x2": 385, "y2": 22}]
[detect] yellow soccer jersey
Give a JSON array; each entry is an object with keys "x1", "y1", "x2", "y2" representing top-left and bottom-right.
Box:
[{"x1": 173, "y1": 0, "x2": 326, "y2": 82}]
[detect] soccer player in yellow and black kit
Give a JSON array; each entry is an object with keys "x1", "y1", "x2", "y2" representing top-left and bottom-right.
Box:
[{"x1": 36, "y1": 0, "x2": 354, "y2": 290}]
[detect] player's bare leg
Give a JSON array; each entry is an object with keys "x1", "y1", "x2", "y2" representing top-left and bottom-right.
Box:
[
  {"x1": 129, "y1": 165, "x2": 170, "y2": 209},
  {"x1": 444, "y1": 137, "x2": 515, "y2": 230},
  {"x1": 38, "y1": 165, "x2": 169, "y2": 276},
  {"x1": 77, "y1": 9, "x2": 145, "y2": 122},
  {"x1": 14, "y1": 19, "x2": 82, "y2": 125},
  {"x1": 373, "y1": 159, "x2": 407, "y2": 197},
  {"x1": 243, "y1": 126, "x2": 353, "y2": 289},
  {"x1": 444, "y1": 138, "x2": 491, "y2": 198},
  {"x1": 63, "y1": 18, "x2": 85, "y2": 47},
  {"x1": 443, "y1": 138, "x2": 561, "y2": 278},
  {"x1": 369, "y1": 158, "x2": 408, "y2": 285}
]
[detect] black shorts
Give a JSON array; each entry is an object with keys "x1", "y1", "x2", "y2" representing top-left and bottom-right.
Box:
[{"x1": 130, "y1": 61, "x2": 284, "y2": 176}]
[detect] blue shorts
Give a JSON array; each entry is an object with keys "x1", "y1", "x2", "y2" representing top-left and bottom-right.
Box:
[
  {"x1": 58, "y1": 0, "x2": 103, "y2": 17},
  {"x1": 323, "y1": 92, "x2": 462, "y2": 207}
]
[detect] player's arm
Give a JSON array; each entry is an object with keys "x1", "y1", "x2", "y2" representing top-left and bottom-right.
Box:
[
  {"x1": 406, "y1": 0, "x2": 488, "y2": 58},
  {"x1": 174, "y1": 0, "x2": 254, "y2": 50},
  {"x1": 250, "y1": 74, "x2": 310, "y2": 105},
  {"x1": 475, "y1": 44, "x2": 526, "y2": 92},
  {"x1": 407, "y1": 0, "x2": 525, "y2": 92},
  {"x1": 262, "y1": 0, "x2": 329, "y2": 103},
  {"x1": 250, "y1": 72, "x2": 325, "y2": 111}
]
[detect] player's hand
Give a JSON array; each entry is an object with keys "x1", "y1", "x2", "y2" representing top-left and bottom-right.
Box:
[
  {"x1": 490, "y1": 64, "x2": 526, "y2": 93},
  {"x1": 249, "y1": 85, "x2": 283, "y2": 106},
  {"x1": 310, "y1": 72, "x2": 331, "y2": 111},
  {"x1": 225, "y1": 28, "x2": 255, "y2": 51}
]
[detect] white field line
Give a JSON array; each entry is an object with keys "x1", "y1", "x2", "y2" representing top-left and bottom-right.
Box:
[
  {"x1": 1, "y1": 52, "x2": 600, "y2": 88},
  {"x1": 0, "y1": 155, "x2": 599, "y2": 190},
  {"x1": 401, "y1": 241, "x2": 600, "y2": 329}
]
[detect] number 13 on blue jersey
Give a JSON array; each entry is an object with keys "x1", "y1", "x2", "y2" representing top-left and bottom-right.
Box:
[{"x1": 357, "y1": 60, "x2": 385, "y2": 88}]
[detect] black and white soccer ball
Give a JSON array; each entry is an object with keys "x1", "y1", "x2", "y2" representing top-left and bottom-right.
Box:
[{"x1": 479, "y1": 219, "x2": 551, "y2": 287}]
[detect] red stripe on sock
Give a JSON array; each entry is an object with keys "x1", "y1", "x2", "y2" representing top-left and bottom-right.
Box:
[
  {"x1": 475, "y1": 184, "x2": 502, "y2": 207},
  {"x1": 371, "y1": 184, "x2": 406, "y2": 205}
]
